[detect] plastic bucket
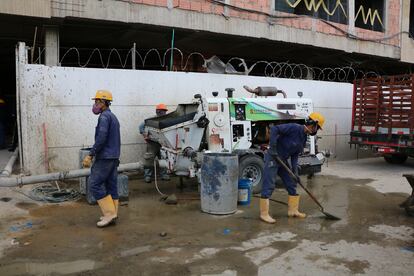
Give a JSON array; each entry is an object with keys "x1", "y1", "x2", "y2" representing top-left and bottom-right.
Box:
[{"x1": 238, "y1": 178, "x2": 252, "y2": 206}]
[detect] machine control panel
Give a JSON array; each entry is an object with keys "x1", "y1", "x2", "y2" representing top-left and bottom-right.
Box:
[
  {"x1": 234, "y1": 103, "x2": 246, "y2": 121},
  {"x1": 231, "y1": 121, "x2": 252, "y2": 150},
  {"x1": 232, "y1": 124, "x2": 244, "y2": 142}
]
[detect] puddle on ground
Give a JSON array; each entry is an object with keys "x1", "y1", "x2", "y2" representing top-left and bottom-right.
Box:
[
  {"x1": 15, "y1": 202, "x2": 39, "y2": 210},
  {"x1": 0, "y1": 197, "x2": 12, "y2": 202},
  {"x1": 0, "y1": 259, "x2": 103, "y2": 275},
  {"x1": 0, "y1": 174, "x2": 413, "y2": 275}
]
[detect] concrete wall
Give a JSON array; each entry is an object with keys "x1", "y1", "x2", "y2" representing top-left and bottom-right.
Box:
[
  {"x1": 0, "y1": 0, "x2": 51, "y2": 18},
  {"x1": 19, "y1": 64, "x2": 354, "y2": 174}
]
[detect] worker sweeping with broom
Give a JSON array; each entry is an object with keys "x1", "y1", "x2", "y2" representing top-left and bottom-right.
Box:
[
  {"x1": 260, "y1": 112, "x2": 325, "y2": 224},
  {"x1": 83, "y1": 90, "x2": 121, "y2": 228}
]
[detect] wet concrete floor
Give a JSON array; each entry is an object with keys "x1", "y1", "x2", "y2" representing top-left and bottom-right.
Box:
[{"x1": 0, "y1": 162, "x2": 413, "y2": 275}]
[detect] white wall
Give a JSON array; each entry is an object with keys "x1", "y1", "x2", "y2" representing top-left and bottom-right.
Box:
[{"x1": 19, "y1": 64, "x2": 354, "y2": 174}]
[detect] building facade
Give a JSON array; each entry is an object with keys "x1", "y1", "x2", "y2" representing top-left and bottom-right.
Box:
[{"x1": 1, "y1": 0, "x2": 413, "y2": 73}]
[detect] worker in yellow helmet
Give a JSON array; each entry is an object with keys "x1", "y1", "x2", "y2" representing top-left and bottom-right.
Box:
[
  {"x1": 260, "y1": 112, "x2": 325, "y2": 224},
  {"x1": 139, "y1": 103, "x2": 170, "y2": 183},
  {"x1": 82, "y1": 90, "x2": 121, "y2": 228}
]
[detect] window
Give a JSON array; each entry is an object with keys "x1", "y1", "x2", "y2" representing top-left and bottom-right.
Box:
[
  {"x1": 274, "y1": 0, "x2": 348, "y2": 25},
  {"x1": 355, "y1": 0, "x2": 385, "y2": 32}
]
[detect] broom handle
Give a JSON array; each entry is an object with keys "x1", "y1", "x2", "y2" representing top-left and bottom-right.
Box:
[{"x1": 274, "y1": 156, "x2": 324, "y2": 210}]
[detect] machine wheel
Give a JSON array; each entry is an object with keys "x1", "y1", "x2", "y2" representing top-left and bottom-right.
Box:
[
  {"x1": 384, "y1": 154, "x2": 408, "y2": 164},
  {"x1": 239, "y1": 154, "x2": 264, "y2": 194}
]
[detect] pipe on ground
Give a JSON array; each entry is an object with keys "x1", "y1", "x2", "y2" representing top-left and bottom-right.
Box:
[
  {"x1": 1, "y1": 148, "x2": 19, "y2": 177},
  {"x1": 0, "y1": 162, "x2": 143, "y2": 187}
]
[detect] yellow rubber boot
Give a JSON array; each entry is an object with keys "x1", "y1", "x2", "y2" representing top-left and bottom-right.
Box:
[
  {"x1": 97, "y1": 195, "x2": 117, "y2": 228},
  {"x1": 100, "y1": 198, "x2": 119, "y2": 221},
  {"x1": 259, "y1": 198, "x2": 276, "y2": 224},
  {"x1": 113, "y1": 199, "x2": 119, "y2": 217},
  {"x1": 288, "y1": 195, "x2": 306, "y2": 218}
]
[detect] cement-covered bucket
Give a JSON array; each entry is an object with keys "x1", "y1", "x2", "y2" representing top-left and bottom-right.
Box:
[{"x1": 200, "y1": 153, "x2": 239, "y2": 215}]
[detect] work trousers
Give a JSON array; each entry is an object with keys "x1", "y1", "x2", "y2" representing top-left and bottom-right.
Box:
[
  {"x1": 144, "y1": 141, "x2": 168, "y2": 178},
  {"x1": 261, "y1": 153, "x2": 297, "y2": 198},
  {"x1": 89, "y1": 159, "x2": 119, "y2": 201}
]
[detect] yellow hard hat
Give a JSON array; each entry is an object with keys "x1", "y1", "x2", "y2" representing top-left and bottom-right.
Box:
[
  {"x1": 0, "y1": 98, "x2": 5, "y2": 104},
  {"x1": 92, "y1": 90, "x2": 113, "y2": 101},
  {"x1": 309, "y1": 112, "x2": 325, "y2": 130}
]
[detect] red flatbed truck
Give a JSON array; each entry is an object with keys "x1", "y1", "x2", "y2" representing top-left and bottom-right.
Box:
[{"x1": 350, "y1": 74, "x2": 414, "y2": 164}]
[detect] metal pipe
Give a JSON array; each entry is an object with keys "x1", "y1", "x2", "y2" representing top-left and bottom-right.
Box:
[
  {"x1": 15, "y1": 43, "x2": 24, "y2": 172},
  {"x1": 169, "y1": 28, "x2": 175, "y2": 71},
  {"x1": 243, "y1": 85, "x2": 287, "y2": 98},
  {"x1": 0, "y1": 148, "x2": 19, "y2": 177},
  {"x1": 31, "y1": 26, "x2": 37, "y2": 64},
  {"x1": 132, "y1": 42, "x2": 136, "y2": 69},
  {"x1": 0, "y1": 162, "x2": 143, "y2": 187}
]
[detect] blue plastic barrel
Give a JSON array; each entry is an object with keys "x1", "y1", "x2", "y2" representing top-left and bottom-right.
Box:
[{"x1": 238, "y1": 178, "x2": 252, "y2": 206}]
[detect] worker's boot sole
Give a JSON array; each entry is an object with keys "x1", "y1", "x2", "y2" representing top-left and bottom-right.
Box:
[
  {"x1": 96, "y1": 217, "x2": 117, "y2": 228},
  {"x1": 288, "y1": 214, "x2": 306, "y2": 218},
  {"x1": 260, "y1": 215, "x2": 276, "y2": 224},
  {"x1": 99, "y1": 216, "x2": 118, "y2": 222}
]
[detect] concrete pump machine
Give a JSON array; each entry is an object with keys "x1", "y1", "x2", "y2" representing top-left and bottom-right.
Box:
[{"x1": 144, "y1": 86, "x2": 324, "y2": 193}]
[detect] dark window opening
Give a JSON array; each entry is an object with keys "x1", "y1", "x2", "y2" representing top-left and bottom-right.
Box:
[
  {"x1": 410, "y1": 0, "x2": 414, "y2": 38},
  {"x1": 274, "y1": 0, "x2": 348, "y2": 25},
  {"x1": 355, "y1": 0, "x2": 385, "y2": 32}
]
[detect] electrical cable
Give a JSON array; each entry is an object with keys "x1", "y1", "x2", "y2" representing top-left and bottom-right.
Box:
[
  {"x1": 154, "y1": 158, "x2": 167, "y2": 197},
  {"x1": 10, "y1": 182, "x2": 81, "y2": 203},
  {"x1": 207, "y1": 0, "x2": 409, "y2": 43},
  {"x1": 29, "y1": 184, "x2": 81, "y2": 203},
  {"x1": 115, "y1": 0, "x2": 409, "y2": 43},
  {"x1": 207, "y1": 0, "x2": 300, "y2": 19}
]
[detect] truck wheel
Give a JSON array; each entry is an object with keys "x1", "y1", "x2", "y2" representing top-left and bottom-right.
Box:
[
  {"x1": 239, "y1": 154, "x2": 264, "y2": 194},
  {"x1": 384, "y1": 154, "x2": 408, "y2": 164}
]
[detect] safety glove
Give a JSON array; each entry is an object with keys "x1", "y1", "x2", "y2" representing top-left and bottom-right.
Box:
[{"x1": 82, "y1": 155, "x2": 93, "y2": 168}]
